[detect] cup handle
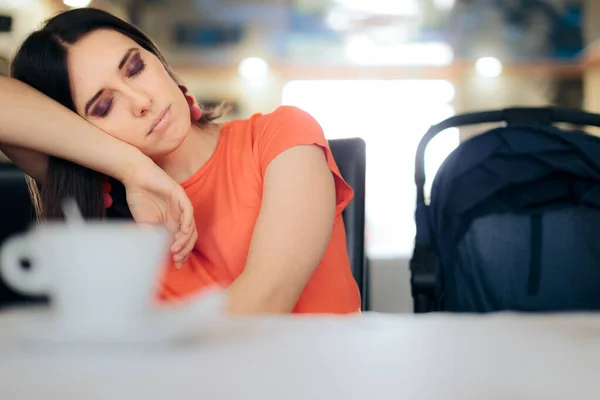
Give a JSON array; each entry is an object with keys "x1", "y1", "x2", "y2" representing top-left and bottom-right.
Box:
[{"x1": 0, "y1": 234, "x2": 50, "y2": 296}]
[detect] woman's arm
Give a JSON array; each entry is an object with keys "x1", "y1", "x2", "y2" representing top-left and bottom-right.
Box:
[
  {"x1": 0, "y1": 76, "x2": 197, "y2": 263},
  {"x1": 226, "y1": 144, "x2": 336, "y2": 314},
  {"x1": 0, "y1": 76, "x2": 146, "y2": 183}
]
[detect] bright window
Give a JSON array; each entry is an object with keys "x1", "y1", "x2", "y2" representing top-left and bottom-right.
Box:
[{"x1": 282, "y1": 80, "x2": 459, "y2": 258}]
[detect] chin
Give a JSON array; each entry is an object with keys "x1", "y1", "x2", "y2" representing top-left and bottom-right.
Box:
[
  {"x1": 171, "y1": 119, "x2": 191, "y2": 145},
  {"x1": 155, "y1": 128, "x2": 189, "y2": 157}
]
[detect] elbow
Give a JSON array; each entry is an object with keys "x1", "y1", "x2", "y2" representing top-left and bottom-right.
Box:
[{"x1": 225, "y1": 272, "x2": 302, "y2": 315}]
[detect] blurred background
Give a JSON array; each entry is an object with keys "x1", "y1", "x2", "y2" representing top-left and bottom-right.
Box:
[{"x1": 1, "y1": 0, "x2": 599, "y2": 312}]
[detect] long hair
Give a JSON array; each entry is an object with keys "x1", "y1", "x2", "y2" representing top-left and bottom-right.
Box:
[{"x1": 10, "y1": 8, "x2": 227, "y2": 220}]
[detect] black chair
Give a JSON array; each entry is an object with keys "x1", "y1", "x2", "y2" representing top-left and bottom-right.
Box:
[
  {"x1": 329, "y1": 138, "x2": 368, "y2": 311},
  {"x1": 0, "y1": 164, "x2": 46, "y2": 309}
]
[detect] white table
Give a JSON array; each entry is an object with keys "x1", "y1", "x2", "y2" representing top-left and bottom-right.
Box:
[{"x1": 0, "y1": 308, "x2": 599, "y2": 399}]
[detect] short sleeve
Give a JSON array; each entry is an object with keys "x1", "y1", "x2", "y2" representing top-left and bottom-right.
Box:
[{"x1": 252, "y1": 105, "x2": 354, "y2": 215}]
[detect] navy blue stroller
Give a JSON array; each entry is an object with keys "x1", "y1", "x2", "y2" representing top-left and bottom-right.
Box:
[{"x1": 410, "y1": 108, "x2": 600, "y2": 313}]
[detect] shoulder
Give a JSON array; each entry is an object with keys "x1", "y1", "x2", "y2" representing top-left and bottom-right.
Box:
[
  {"x1": 232, "y1": 106, "x2": 327, "y2": 174},
  {"x1": 256, "y1": 105, "x2": 315, "y2": 121},
  {"x1": 223, "y1": 106, "x2": 321, "y2": 143},
  {"x1": 251, "y1": 106, "x2": 322, "y2": 136}
]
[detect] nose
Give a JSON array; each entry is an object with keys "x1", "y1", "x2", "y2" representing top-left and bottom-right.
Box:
[{"x1": 127, "y1": 88, "x2": 152, "y2": 117}]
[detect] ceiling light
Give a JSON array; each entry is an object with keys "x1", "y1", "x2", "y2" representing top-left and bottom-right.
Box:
[
  {"x1": 238, "y1": 57, "x2": 269, "y2": 83},
  {"x1": 326, "y1": 8, "x2": 352, "y2": 31},
  {"x1": 475, "y1": 57, "x2": 503, "y2": 78},
  {"x1": 63, "y1": 0, "x2": 92, "y2": 8},
  {"x1": 434, "y1": 0, "x2": 456, "y2": 11},
  {"x1": 332, "y1": 0, "x2": 419, "y2": 16},
  {"x1": 345, "y1": 36, "x2": 454, "y2": 66}
]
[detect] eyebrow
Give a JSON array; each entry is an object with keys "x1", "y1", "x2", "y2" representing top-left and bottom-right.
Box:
[{"x1": 84, "y1": 47, "x2": 138, "y2": 115}]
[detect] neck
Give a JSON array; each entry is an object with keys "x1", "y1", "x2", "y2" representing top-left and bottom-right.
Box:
[{"x1": 154, "y1": 123, "x2": 219, "y2": 183}]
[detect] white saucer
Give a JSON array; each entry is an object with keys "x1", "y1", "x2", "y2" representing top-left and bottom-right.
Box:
[
  {"x1": 6, "y1": 291, "x2": 226, "y2": 350},
  {"x1": 12, "y1": 314, "x2": 202, "y2": 349}
]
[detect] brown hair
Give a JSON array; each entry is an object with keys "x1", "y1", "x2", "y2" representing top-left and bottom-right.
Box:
[{"x1": 11, "y1": 7, "x2": 229, "y2": 220}]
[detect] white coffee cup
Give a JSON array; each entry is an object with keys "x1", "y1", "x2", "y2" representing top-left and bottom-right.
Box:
[{"x1": 0, "y1": 221, "x2": 223, "y2": 343}]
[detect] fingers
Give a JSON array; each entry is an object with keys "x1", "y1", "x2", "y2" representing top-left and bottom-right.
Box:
[
  {"x1": 170, "y1": 228, "x2": 188, "y2": 253},
  {"x1": 170, "y1": 215, "x2": 197, "y2": 254},
  {"x1": 171, "y1": 225, "x2": 198, "y2": 268},
  {"x1": 180, "y1": 228, "x2": 197, "y2": 261},
  {"x1": 171, "y1": 193, "x2": 198, "y2": 253},
  {"x1": 167, "y1": 188, "x2": 193, "y2": 235}
]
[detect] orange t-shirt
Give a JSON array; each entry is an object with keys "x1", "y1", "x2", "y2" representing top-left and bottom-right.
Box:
[{"x1": 157, "y1": 105, "x2": 361, "y2": 314}]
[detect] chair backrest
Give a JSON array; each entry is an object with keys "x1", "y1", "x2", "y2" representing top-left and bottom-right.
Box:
[
  {"x1": 0, "y1": 164, "x2": 46, "y2": 308},
  {"x1": 328, "y1": 138, "x2": 367, "y2": 310}
]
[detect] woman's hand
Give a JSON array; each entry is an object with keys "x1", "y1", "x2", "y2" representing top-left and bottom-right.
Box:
[{"x1": 122, "y1": 159, "x2": 198, "y2": 268}]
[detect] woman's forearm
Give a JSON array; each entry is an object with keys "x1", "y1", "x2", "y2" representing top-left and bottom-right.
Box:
[
  {"x1": 226, "y1": 272, "x2": 297, "y2": 314},
  {"x1": 0, "y1": 76, "x2": 150, "y2": 182}
]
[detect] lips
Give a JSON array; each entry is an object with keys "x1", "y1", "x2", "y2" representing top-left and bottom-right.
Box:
[{"x1": 148, "y1": 106, "x2": 171, "y2": 135}]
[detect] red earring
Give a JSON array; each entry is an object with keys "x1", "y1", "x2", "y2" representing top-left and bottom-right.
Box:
[
  {"x1": 103, "y1": 179, "x2": 113, "y2": 209},
  {"x1": 178, "y1": 85, "x2": 203, "y2": 121}
]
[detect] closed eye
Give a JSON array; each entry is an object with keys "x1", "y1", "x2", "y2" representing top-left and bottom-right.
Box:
[
  {"x1": 91, "y1": 97, "x2": 113, "y2": 117},
  {"x1": 127, "y1": 53, "x2": 146, "y2": 78}
]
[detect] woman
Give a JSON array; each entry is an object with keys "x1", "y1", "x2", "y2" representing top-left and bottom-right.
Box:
[{"x1": 5, "y1": 8, "x2": 361, "y2": 314}]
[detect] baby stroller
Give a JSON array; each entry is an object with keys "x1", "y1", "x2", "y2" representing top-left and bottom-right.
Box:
[{"x1": 410, "y1": 107, "x2": 600, "y2": 313}]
